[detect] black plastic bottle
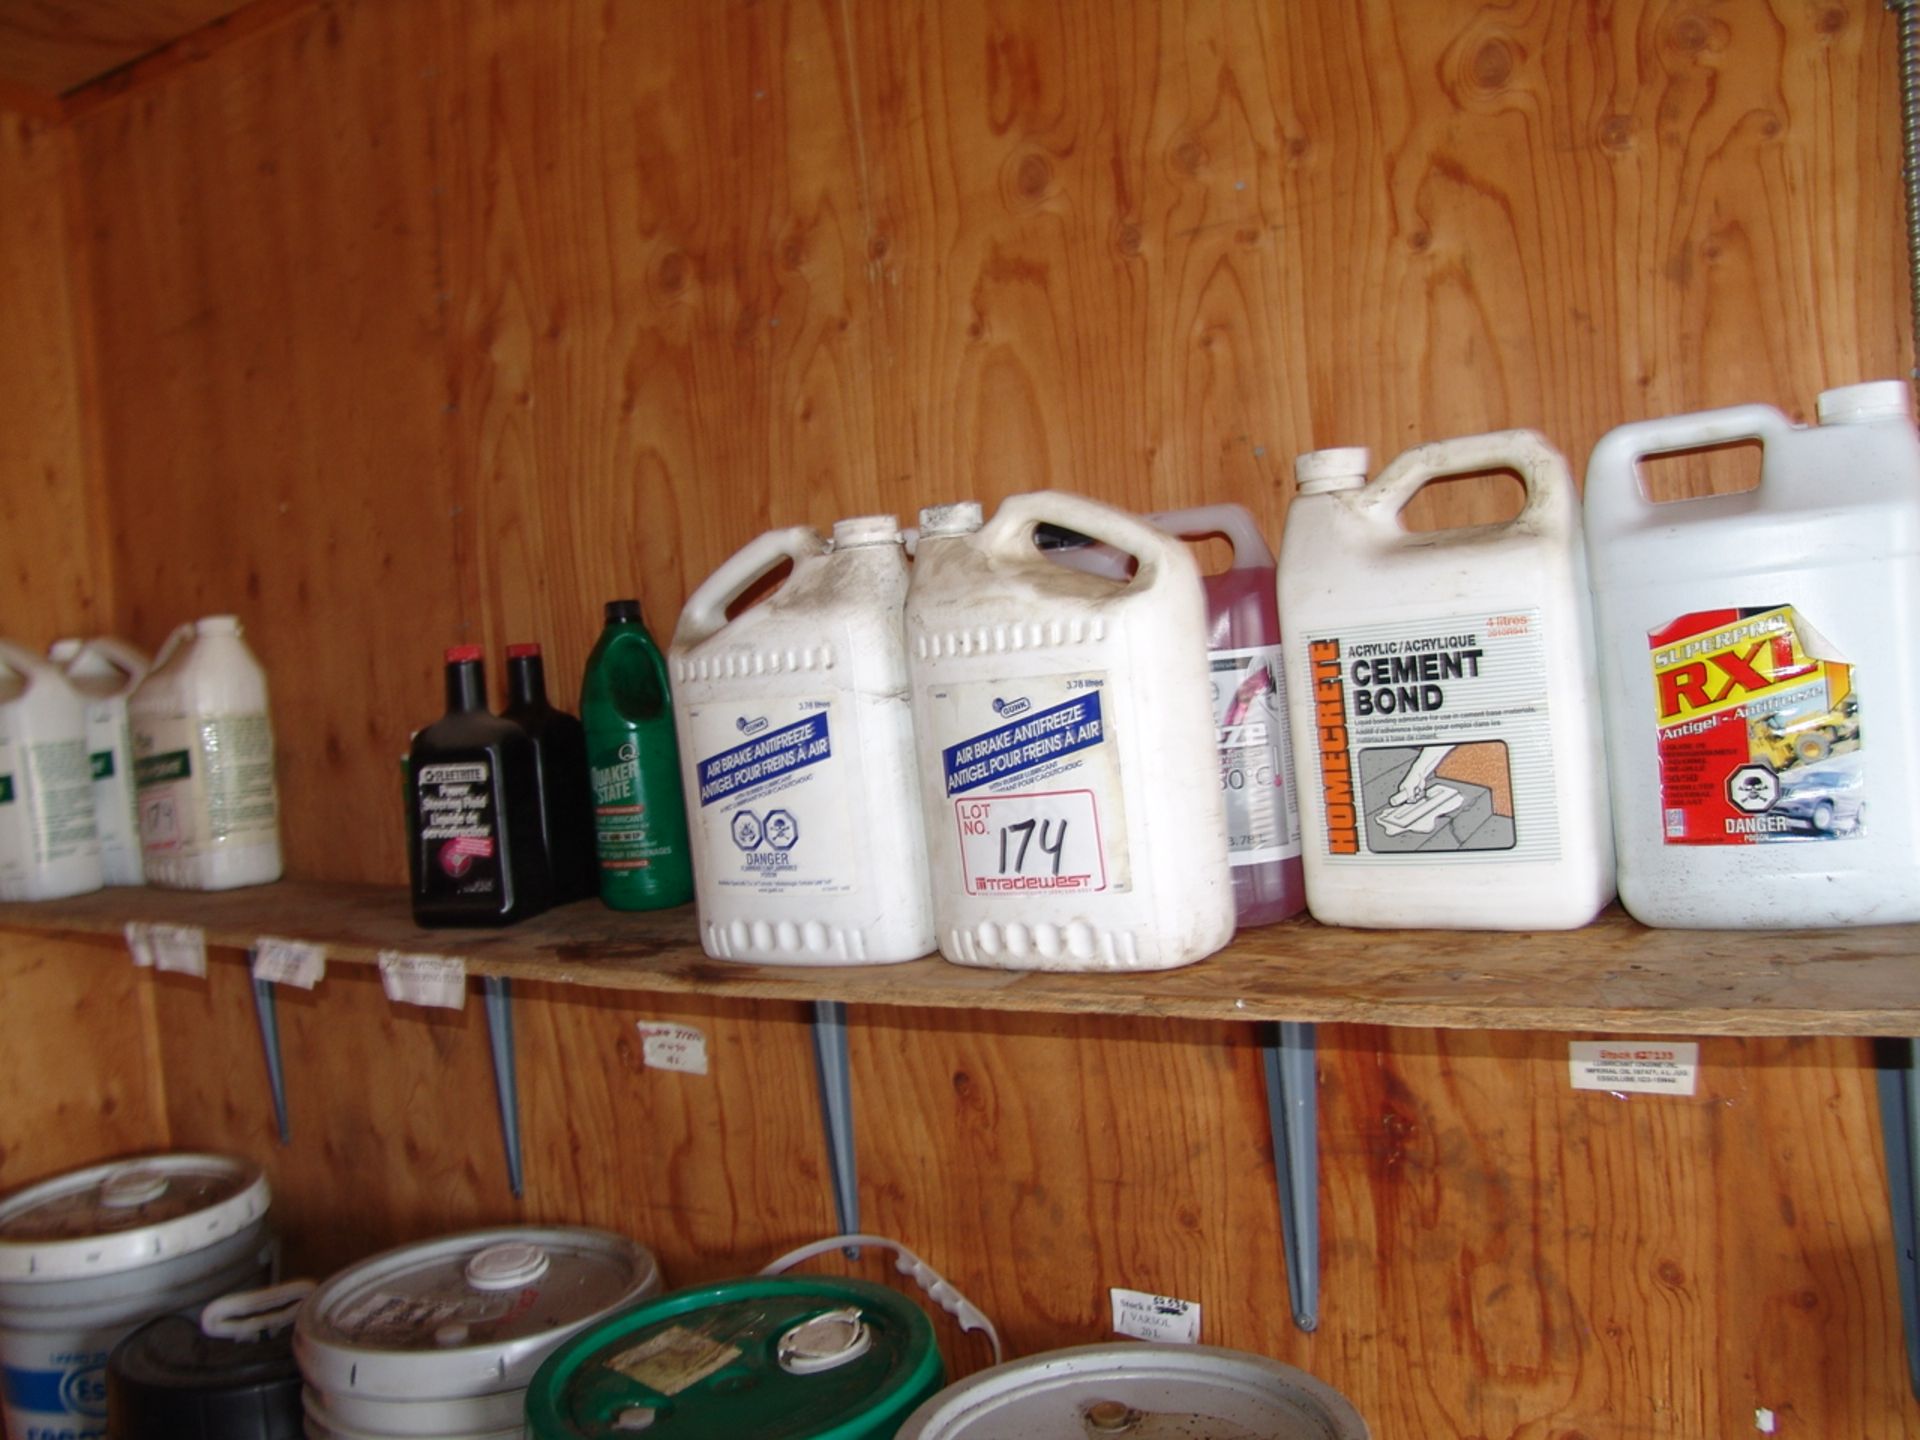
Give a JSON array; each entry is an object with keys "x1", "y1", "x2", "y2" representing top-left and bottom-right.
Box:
[
  {"x1": 408, "y1": 645, "x2": 552, "y2": 926},
  {"x1": 503, "y1": 641, "x2": 597, "y2": 903}
]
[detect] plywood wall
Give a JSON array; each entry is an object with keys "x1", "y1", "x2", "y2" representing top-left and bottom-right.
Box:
[{"x1": 0, "y1": 0, "x2": 1913, "y2": 1434}]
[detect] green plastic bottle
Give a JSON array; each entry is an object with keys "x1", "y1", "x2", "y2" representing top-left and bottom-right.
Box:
[{"x1": 580, "y1": 599, "x2": 694, "y2": 909}]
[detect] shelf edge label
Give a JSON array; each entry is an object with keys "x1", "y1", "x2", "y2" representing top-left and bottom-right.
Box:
[{"x1": 377, "y1": 951, "x2": 467, "y2": 1009}]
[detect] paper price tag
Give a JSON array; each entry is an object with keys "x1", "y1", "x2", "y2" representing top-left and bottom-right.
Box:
[
  {"x1": 252, "y1": 937, "x2": 327, "y2": 990},
  {"x1": 127, "y1": 922, "x2": 207, "y2": 977},
  {"x1": 1110, "y1": 1288, "x2": 1201, "y2": 1344},
  {"x1": 637, "y1": 1022, "x2": 709, "y2": 1076},
  {"x1": 1569, "y1": 1040, "x2": 1700, "y2": 1096},
  {"x1": 377, "y1": 952, "x2": 468, "y2": 1010}
]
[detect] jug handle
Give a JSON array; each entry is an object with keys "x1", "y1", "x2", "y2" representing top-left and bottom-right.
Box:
[
  {"x1": 981, "y1": 491, "x2": 1184, "y2": 588},
  {"x1": 674, "y1": 527, "x2": 827, "y2": 650},
  {"x1": 1147, "y1": 504, "x2": 1275, "y2": 570},
  {"x1": 0, "y1": 639, "x2": 41, "y2": 683},
  {"x1": 762, "y1": 1234, "x2": 1004, "y2": 1364},
  {"x1": 1585, "y1": 403, "x2": 1792, "y2": 517},
  {"x1": 1359, "y1": 429, "x2": 1573, "y2": 532},
  {"x1": 85, "y1": 637, "x2": 151, "y2": 679},
  {"x1": 199, "y1": 1280, "x2": 315, "y2": 1339}
]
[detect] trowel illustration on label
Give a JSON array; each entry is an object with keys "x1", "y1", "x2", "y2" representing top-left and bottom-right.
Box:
[{"x1": 1361, "y1": 741, "x2": 1516, "y2": 852}]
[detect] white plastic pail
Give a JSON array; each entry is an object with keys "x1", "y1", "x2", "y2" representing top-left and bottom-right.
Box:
[{"x1": 0, "y1": 1154, "x2": 273, "y2": 1440}]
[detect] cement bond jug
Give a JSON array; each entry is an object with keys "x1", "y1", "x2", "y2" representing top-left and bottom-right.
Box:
[
  {"x1": 1585, "y1": 380, "x2": 1920, "y2": 927},
  {"x1": 1279, "y1": 433, "x2": 1615, "y2": 929},
  {"x1": 907, "y1": 493, "x2": 1234, "y2": 971},
  {"x1": 672, "y1": 516, "x2": 935, "y2": 964}
]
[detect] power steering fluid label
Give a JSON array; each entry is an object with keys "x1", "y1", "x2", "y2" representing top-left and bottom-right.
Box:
[
  {"x1": 1305, "y1": 609, "x2": 1559, "y2": 863},
  {"x1": 689, "y1": 697, "x2": 851, "y2": 894},
  {"x1": 931, "y1": 674, "x2": 1130, "y2": 894},
  {"x1": 1651, "y1": 605, "x2": 1862, "y2": 844}
]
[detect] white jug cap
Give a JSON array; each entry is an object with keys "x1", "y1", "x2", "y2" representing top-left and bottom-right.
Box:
[
  {"x1": 918, "y1": 502, "x2": 984, "y2": 538},
  {"x1": 832, "y1": 515, "x2": 902, "y2": 548},
  {"x1": 1817, "y1": 380, "x2": 1912, "y2": 426},
  {"x1": 197, "y1": 615, "x2": 243, "y2": 636},
  {"x1": 47, "y1": 638, "x2": 82, "y2": 663},
  {"x1": 1295, "y1": 447, "x2": 1372, "y2": 494}
]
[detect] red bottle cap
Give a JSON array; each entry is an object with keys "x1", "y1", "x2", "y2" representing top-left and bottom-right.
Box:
[
  {"x1": 444, "y1": 644, "x2": 485, "y2": 663},
  {"x1": 506, "y1": 643, "x2": 542, "y2": 659}
]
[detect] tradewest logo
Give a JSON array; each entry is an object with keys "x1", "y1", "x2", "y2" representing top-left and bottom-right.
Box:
[
  {"x1": 990, "y1": 696, "x2": 1032, "y2": 719},
  {"x1": 1652, "y1": 606, "x2": 1827, "y2": 725},
  {"x1": 735, "y1": 715, "x2": 769, "y2": 736}
]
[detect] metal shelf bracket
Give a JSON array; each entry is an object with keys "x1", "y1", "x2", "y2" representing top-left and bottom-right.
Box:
[
  {"x1": 1877, "y1": 1038, "x2": 1920, "y2": 1399},
  {"x1": 1262, "y1": 1019, "x2": 1320, "y2": 1332},
  {"x1": 247, "y1": 951, "x2": 291, "y2": 1145},
  {"x1": 484, "y1": 975, "x2": 526, "y2": 1199},
  {"x1": 811, "y1": 1000, "x2": 860, "y2": 1248}
]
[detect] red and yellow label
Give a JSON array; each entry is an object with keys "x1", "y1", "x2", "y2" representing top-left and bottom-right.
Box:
[{"x1": 1650, "y1": 606, "x2": 1862, "y2": 845}]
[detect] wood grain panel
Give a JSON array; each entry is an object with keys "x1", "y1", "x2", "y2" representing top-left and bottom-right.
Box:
[
  {"x1": 73, "y1": 0, "x2": 461, "y2": 885},
  {"x1": 0, "y1": 0, "x2": 247, "y2": 97},
  {"x1": 434, "y1": 0, "x2": 881, "y2": 706},
  {"x1": 0, "y1": 931, "x2": 165, "y2": 1192},
  {"x1": 148, "y1": 946, "x2": 836, "y2": 1282},
  {"x1": 0, "y1": 110, "x2": 109, "y2": 644}
]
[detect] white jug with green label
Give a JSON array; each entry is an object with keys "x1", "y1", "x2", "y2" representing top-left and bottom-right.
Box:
[
  {"x1": 671, "y1": 516, "x2": 934, "y2": 964},
  {"x1": 1278, "y1": 433, "x2": 1615, "y2": 929},
  {"x1": 1585, "y1": 380, "x2": 1920, "y2": 927},
  {"x1": 128, "y1": 615, "x2": 283, "y2": 891},
  {"x1": 0, "y1": 641, "x2": 102, "y2": 900},
  {"x1": 906, "y1": 493, "x2": 1234, "y2": 971},
  {"x1": 49, "y1": 636, "x2": 149, "y2": 886}
]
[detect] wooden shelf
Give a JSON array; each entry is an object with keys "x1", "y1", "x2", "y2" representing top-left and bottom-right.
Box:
[{"x1": 3, "y1": 880, "x2": 1918, "y2": 1036}]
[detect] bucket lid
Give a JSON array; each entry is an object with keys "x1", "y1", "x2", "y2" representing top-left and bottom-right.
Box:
[
  {"x1": 294, "y1": 1227, "x2": 659, "y2": 1403},
  {"x1": 108, "y1": 1312, "x2": 302, "y2": 1440},
  {"x1": 0, "y1": 1154, "x2": 269, "y2": 1283},
  {"x1": 525, "y1": 1275, "x2": 944, "y2": 1440},
  {"x1": 895, "y1": 1343, "x2": 1371, "y2": 1439}
]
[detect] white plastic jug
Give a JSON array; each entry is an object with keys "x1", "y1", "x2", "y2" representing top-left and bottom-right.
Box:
[
  {"x1": 906, "y1": 493, "x2": 1235, "y2": 971},
  {"x1": 128, "y1": 615, "x2": 283, "y2": 891},
  {"x1": 1279, "y1": 433, "x2": 1615, "y2": 929},
  {"x1": 0, "y1": 640, "x2": 102, "y2": 900},
  {"x1": 49, "y1": 636, "x2": 150, "y2": 886},
  {"x1": 1584, "y1": 379, "x2": 1920, "y2": 928},
  {"x1": 670, "y1": 516, "x2": 935, "y2": 964}
]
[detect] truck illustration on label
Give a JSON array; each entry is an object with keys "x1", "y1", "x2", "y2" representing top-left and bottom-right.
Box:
[{"x1": 1651, "y1": 604, "x2": 1862, "y2": 843}]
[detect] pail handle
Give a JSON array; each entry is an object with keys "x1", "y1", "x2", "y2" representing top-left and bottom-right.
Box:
[
  {"x1": 761, "y1": 1234, "x2": 1003, "y2": 1364},
  {"x1": 674, "y1": 527, "x2": 827, "y2": 650},
  {"x1": 200, "y1": 1280, "x2": 315, "y2": 1339},
  {"x1": 1147, "y1": 504, "x2": 1275, "y2": 571},
  {"x1": 1584, "y1": 403, "x2": 1793, "y2": 530},
  {"x1": 1358, "y1": 429, "x2": 1574, "y2": 533},
  {"x1": 981, "y1": 491, "x2": 1185, "y2": 591}
]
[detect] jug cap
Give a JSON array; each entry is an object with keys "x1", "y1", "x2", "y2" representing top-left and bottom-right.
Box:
[
  {"x1": 605, "y1": 599, "x2": 644, "y2": 624},
  {"x1": 917, "y1": 502, "x2": 984, "y2": 538},
  {"x1": 444, "y1": 644, "x2": 484, "y2": 663},
  {"x1": 832, "y1": 515, "x2": 902, "y2": 548},
  {"x1": 506, "y1": 642, "x2": 542, "y2": 659},
  {"x1": 48, "y1": 638, "x2": 82, "y2": 664},
  {"x1": 1817, "y1": 380, "x2": 1912, "y2": 426},
  {"x1": 1295, "y1": 447, "x2": 1372, "y2": 495},
  {"x1": 196, "y1": 615, "x2": 242, "y2": 636}
]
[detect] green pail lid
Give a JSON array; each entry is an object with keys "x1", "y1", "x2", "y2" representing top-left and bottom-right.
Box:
[{"x1": 526, "y1": 1275, "x2": 944, "y2": 1439}]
